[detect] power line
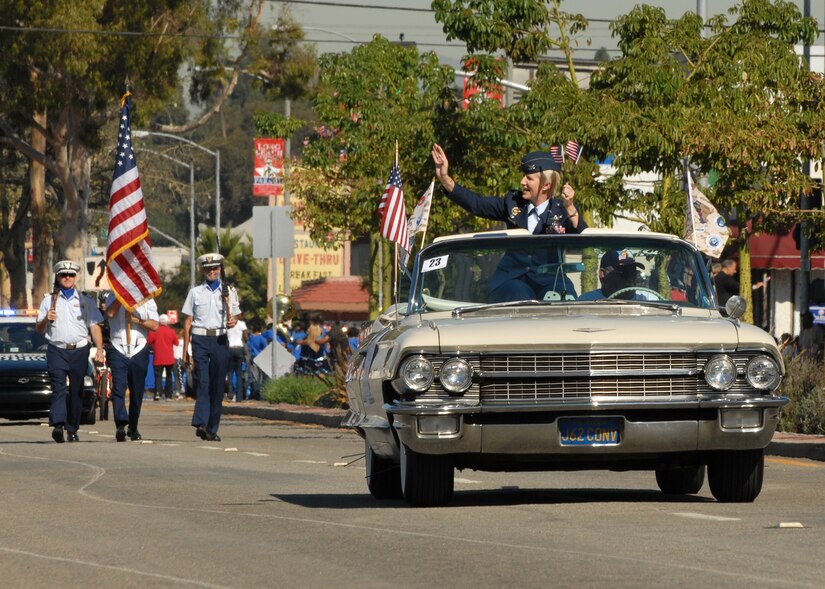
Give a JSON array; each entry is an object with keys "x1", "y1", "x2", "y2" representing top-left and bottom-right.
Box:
[
  {"x1": 273, "y1": 0, "x2": 433, "y2": 12},
  {"x1": 0, "y1": 24, "x2": 235, "y2": 39}
]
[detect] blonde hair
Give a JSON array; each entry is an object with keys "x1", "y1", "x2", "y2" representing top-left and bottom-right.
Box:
[{"x1": 540, "y1": 170, "x2": 561, "y2": 197}]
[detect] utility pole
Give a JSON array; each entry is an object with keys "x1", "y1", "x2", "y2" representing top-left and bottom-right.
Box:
[{"x1": 800, "y1": 0, "x2": 812, "y2": 316}]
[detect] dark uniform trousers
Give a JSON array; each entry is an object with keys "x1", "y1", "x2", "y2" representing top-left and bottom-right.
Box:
[
  {"x1": 47, "y1": 344, "x2": 89, "y2": 434},
  {"x1": 108, "y1": 344, "x2": 150, "y2": 431},
  {"x1": 191, "y1": 334, "x2": 230, "y2": 434}
]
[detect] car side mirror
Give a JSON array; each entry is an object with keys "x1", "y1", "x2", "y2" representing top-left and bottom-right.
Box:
[{"x1": 725, "y1": 295, "x2": 747, "y2": 320}]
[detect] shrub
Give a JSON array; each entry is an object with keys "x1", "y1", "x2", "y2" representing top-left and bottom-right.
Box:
[
  {"x1": 261, "y1": 374, "x2": 331, "y2": 406},
  {"x1": 777, "y1": 356, "x2": 825, "y2": 435}
]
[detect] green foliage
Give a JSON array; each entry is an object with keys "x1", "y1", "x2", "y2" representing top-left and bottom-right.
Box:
[
  {"x1": 291, "y1": 35, "x2": 461, "y2": 244},
  {"x1": 433, "y1": 0, "x2": 588, "y2": 64},
  {"x1": 253, "y1": 112, "x2": 304, "y2": 139},
  {"x1": 777, "y1": 356, "x2": 825, "y2": 435},
  {"x1": 261, "y1": 374, "x2": 331, "y2": 405}
]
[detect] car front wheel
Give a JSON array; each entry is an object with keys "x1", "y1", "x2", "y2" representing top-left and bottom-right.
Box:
[
  {"x1": 707, "y1": 449, "x2": 764, "y2": 503},
  {"x1": 365, "y1": 440, "x2": 402, "y2": 500},
  {"x1": 655, "y1": 464, "x2": 705, "y2": 495},
  {"x1": 400, "y1": 443, "x2": 454, "y2": 507}
]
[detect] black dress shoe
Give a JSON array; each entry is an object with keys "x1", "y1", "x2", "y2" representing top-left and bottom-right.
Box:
[
  {"x1": 52, "y1": 426, "x2": 65, "y2": 444},
  {"x1": 208, "y1": 432, "x2": 221, "y2": 442},
  {"x1": 195, "y1": 425, "x2": 209, "y2": 440},
  {"x1": 115, "y1": 427, "x2": 126, "y2": 442},
  {"x1": 127, "y1": 429, "x2": 142, "y2": 441},
  {"x1": 67, "y1": 433, "x2": 79, "y2": 442}
]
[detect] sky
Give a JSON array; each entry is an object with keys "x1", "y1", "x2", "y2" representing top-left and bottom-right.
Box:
[{"x1": 264, "y1": 1, "x2": 825, "y2": 68}]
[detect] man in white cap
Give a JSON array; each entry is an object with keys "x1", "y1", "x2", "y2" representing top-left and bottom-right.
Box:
[
  {"x1": 36, "y1": 260, "x2": 105, "y2": 443},
  {"x1": 103, "y1": 293, "x2": 159, "y2": 441},
  {"x1": 182, "y1": 253, "x2": 241, "y2": 442}
]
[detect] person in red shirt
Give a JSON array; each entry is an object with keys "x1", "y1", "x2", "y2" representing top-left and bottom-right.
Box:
[{"x1": 147, "y1": 314, "x2": 180, "y2": 400}]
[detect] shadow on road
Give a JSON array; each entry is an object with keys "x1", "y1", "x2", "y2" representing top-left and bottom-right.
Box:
[{"x1": 270, "y1": 487, "x2": 714, "y2": 509}]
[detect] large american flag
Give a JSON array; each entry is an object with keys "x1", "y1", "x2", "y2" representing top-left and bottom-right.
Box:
[
  {"x1": 377, "y1": 163, "x2": 410, "y2": 251},
  {"x1": 106, "y1": 94, "x2": 162, "y2": 311}
]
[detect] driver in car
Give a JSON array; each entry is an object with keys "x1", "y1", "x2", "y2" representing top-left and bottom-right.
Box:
[{"x1": 578, "y1": 249, "x2": 658, "y2": 301}]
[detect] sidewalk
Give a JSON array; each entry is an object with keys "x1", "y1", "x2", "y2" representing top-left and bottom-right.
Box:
[{"x1": 222, "y1": 401, "x2": 825, "y2": 462}]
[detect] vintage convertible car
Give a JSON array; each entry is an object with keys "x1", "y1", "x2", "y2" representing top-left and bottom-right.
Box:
[{"x1": 344, "y1": 229, "x2": 788, "y2": 507}]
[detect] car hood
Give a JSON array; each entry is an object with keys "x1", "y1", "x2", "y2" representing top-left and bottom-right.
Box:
[
  {"x1": 424, "y1": 310, "x2": 745, "y2": 353},
  {"x1": 0, "y1": 352, "x2": 47, "y2": 370}
]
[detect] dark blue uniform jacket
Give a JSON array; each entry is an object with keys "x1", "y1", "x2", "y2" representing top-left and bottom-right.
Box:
[{"x1": 446, "y1": 183, "x2": 587, "y2": 297}]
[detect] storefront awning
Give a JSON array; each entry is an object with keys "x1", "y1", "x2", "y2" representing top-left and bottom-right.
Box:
[{"x1": 749, "y1": 227, "x2": 825, "y2": 270}]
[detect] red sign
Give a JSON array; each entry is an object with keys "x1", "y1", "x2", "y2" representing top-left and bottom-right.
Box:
[
  {"x1": 166, "y1": 310, "x2": 179, "y2": 325},
  {"x1": 253, "y1": 138, "x2": 285, "y2": 196}
]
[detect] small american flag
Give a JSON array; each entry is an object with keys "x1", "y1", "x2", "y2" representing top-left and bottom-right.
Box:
[
  {"x1": 106, "y1": 94, "x2": 162, "y2": 311},
  {"x1": 377, "y1": 164, "x2": 410, "y2": 251},
  {"x1": 565, "y1": 140, "x2": 583, "y2": 164},
  {"x1": 550, "y1": 145, "x2": 565, "y2": 164}
]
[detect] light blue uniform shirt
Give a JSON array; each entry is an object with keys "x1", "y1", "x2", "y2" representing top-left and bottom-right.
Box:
[
  {"x1": 37, "y1": 289, "x2": 103, "y2": 345},
  {"x1": 182, "y1": 282, "x2": 240, "y2": 329},
  {"x1": 105, "y1": 293, "x2": 160, "y2": 356}
]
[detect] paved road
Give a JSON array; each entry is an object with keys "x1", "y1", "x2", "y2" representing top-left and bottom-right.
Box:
[{"x1": 1, "y1": 400, "x2": 823, "y2": 589}]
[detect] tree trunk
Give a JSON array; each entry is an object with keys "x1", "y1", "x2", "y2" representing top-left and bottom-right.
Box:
[
  {"x1": 52, "y1": 109, "x2": 89, "y2": 266},
  {"x1": 30, "y1": 110, "x2": 51, "y2": 303},
  {"x1": 739, "y1": 238, "x2": 753, "y2": 324}
]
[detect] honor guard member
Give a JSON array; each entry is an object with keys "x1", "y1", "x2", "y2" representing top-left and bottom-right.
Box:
[
  {"x1": 104, "y1": 293, "x2": 159, "y2": 442},
  {"x1": 431, "y1": 144, "x2": 587, "y2": 301},
  {"x1": 36, "y1": 260, "x2": 105, "y2": 443},
  {"x1": 182, "y1": 253, "x2": 241, "y2": 442}
]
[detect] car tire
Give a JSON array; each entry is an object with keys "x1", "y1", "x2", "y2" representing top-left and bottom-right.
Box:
[
  {"x1": 365, "y1": 440, "x2": 402, "y2": 500},
  {"x1": 655, "y1": 464, "x2": 705, "y2": 495},
  {"x1": 400, "y1": 443, "x2": 453, "y2": 507},
  {"x1": 707, "y1": 449, "x2": 764, "y2": 503}
]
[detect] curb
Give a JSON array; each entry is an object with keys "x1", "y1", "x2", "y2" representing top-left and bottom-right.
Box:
[
  {"x1": 222, "y1": 403, "x2": 346, "y2": 429},
  {"x1": 767, "y1": 438, "x2": 825, "y2": 462},
  {"x1": 222, "y1": 403, "x2": 825, "y2": 462}
]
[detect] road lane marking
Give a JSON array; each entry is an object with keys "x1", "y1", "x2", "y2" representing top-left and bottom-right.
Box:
[
  {"x1": 243, "y1": 452, "x2": 269, "y2": 457},
  {"x1": 293, "y1": 460, "x2": 326, "y2": 464},
  {"x1": 0, "y1": 448, "x2": 815, "y2": 589},
  {"x1": 767, "y1": 457, "x2": 822, "y2": 468},
  {"x1": 455, "y1": 477, "x2": 481, "y2": 484},
  {"x1": 673, "y1": 512, "x2": 741, "y2": 522},
  {"x1": 0, "y1": 546, "x2": 233, "y2": 588}
]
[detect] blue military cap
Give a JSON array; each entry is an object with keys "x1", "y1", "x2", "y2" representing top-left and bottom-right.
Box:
[{"x1": 520, "y1": 151, "x2": 561, "y2": 174}]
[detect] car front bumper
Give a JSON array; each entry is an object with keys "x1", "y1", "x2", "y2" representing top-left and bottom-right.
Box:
[
  {"x1": 384, "y1": 397, "x2": 788, "y2": 458},
  {"x1": 0, "y1": 388, "x2": 97, "y2": 420}
]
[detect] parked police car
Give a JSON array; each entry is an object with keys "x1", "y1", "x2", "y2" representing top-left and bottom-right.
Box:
[{"x1": 0, "y1": 309, "x2": 96, "y2": 424}]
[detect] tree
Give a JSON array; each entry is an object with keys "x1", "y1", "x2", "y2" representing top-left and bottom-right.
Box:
[
  {"x1": 0, "y1": 0, "x2": 303, "y2": 304},
  {"x1": 583, "y1": 1, "x2": 822, "y2": 320},
  {"x1": 287, "y1": 36, "x2": 469, "y2": 314}
]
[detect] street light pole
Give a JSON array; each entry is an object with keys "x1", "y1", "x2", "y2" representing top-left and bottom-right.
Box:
[
  {"x1": 137, "y1": 147, "x2": 197, "y2": 289},
  {"x1": 133, "y1": 130, "x2": 221, "y2": 252}
]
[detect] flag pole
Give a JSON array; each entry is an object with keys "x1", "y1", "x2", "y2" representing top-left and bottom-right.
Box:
[
  {"x1": 684, "y1": 158, "x2": 698, "y2": 247},
  {"x1": 393, "y1": 140, "x2": 400, "y2": 322}
]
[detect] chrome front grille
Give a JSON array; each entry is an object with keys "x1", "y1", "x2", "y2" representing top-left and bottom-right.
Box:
[
  {"x1": 480, "y1": 353, "x2": 696, "y2": 374},
  {"x1": 0, "y1": 371, "x2": 50, "y2": 392},
  {"x1": 473, "y1": 352, "x2": 760, "y2": 405},
  {"x1": 481, "y1": 375, "x2": 703, "y2": 404}
]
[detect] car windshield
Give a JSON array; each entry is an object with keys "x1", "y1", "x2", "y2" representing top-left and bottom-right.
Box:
[
  {"x1": 409, "y1": 235, "x2": 715, "y2": 312},
  {"x1": 0, "y1": 321, "x2": 46, "y2": 353}
]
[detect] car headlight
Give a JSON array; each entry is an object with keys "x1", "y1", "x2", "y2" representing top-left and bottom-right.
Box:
[
  {"x1": 704, "y1": 355, "x2": 736, "y2": 390},
  {"x1": 400, "y1": 355, "x2": 434, "y2": 392},
  {"x1": 745, "y1": 356, "x2": 781, "y2": 390},
  {"x1": 439, "y1": 358, "x2": 473, "y2": 393}
]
